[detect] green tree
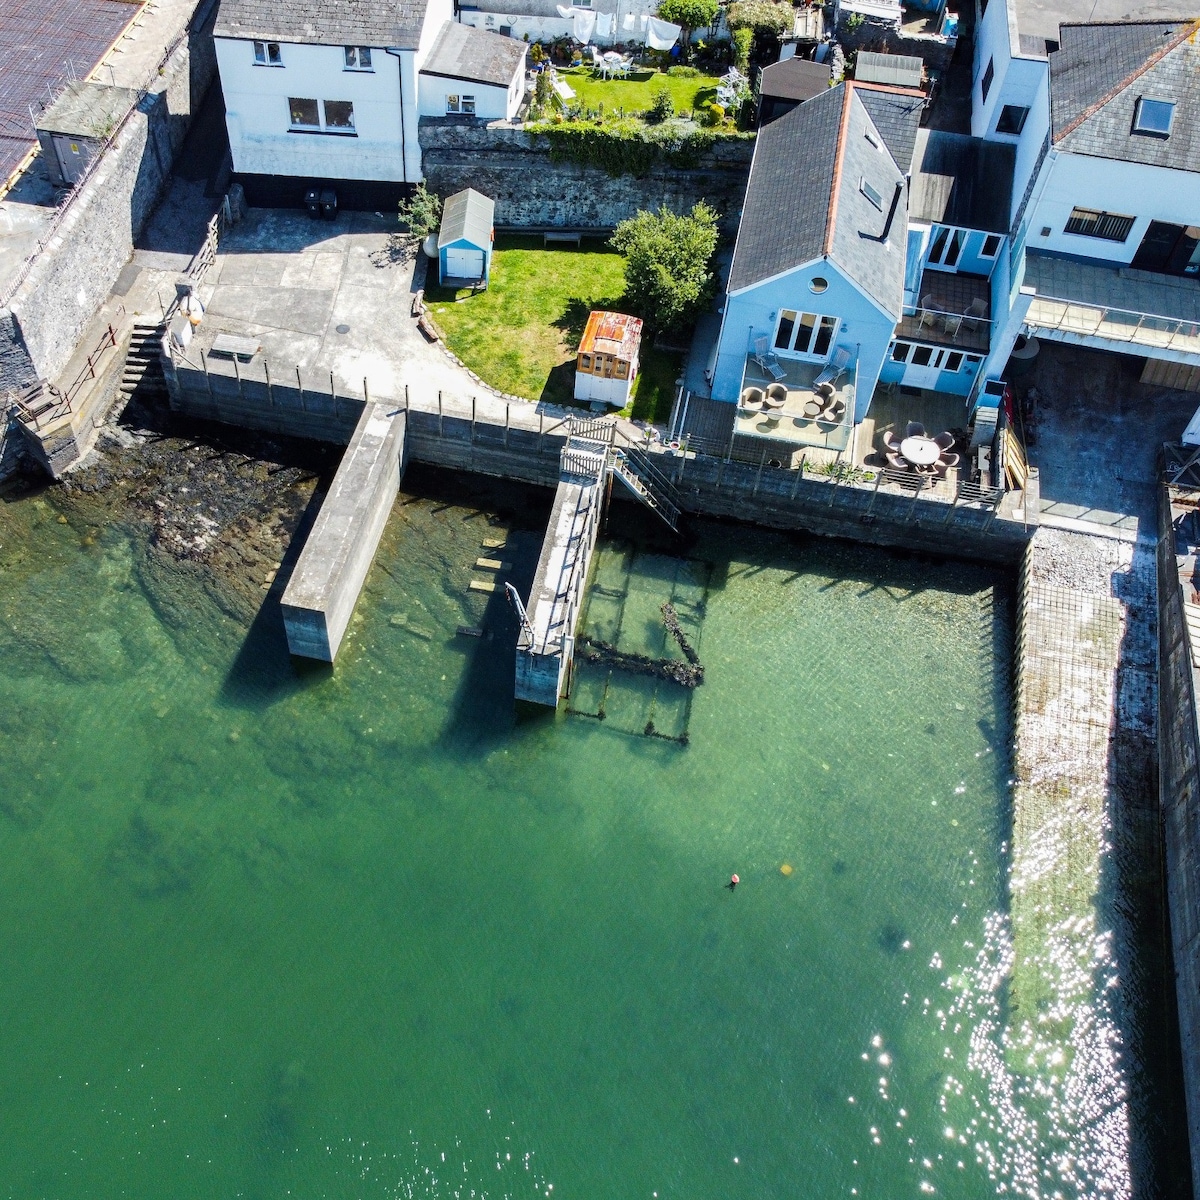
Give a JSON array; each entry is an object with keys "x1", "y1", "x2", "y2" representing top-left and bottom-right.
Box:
[
  {"x1": 726, "y1": 0, "x2": 794, "y2": 37},
  {"x1": 397, "y1": 183, "x2": 442, "y2": 240},
  {"x1": 610, "y1": 202, "x2": 720, "y2": 335},
  {"x1": 656, "y1": 0, "x2": 720, "y2": 60}
]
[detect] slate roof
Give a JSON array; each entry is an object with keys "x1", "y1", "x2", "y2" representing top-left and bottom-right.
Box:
[
  {"x1": 421, "y1": 21, "x2": 527, "y2": 86},
  {"x1": 727, "y1": 82, "x2": 910, "y2": 319},
  {"x1": 854, "y1": 83, "x2": 924, "y2": 172},
  {"x1": 909, "y1": 129, "x2": 1015, "y2": 232},
  {"x1": 438, "y1": 187, "x2": 494, "y2": 250},
  {"x1": 213, "y1": 0, "x2": 430, "y2": 50},
  {"x1": 759, "y1": 57, "x2": 832, "y2": 103},
  {"x1": 1049, "y1": 19, "x2": 1200, "y2": 171}
]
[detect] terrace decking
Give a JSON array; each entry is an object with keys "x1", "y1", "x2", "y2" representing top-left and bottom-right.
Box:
[
  {"x1": 897, "y1": 269, "x2": 991, "y2": 352},
  {"x1": 1024, "y1": 252, "x2": 1200, "y2": 358},
  {"x1": 736, "y1": 356, "x2": 856, "y2": 453}
]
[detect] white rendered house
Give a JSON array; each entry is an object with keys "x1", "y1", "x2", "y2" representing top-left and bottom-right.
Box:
[
  {"x1": 972, "y1": 0, "x2": 1200, "y2": 373},
  {"x1": 213, "y1": 0, "x2": 524, "y2": 198},
  {"x1": 418, "y1": 21, "x2": 527, "y2": 120}
]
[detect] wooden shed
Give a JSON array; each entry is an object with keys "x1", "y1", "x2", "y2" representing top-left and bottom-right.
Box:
[
  {"x1": 574, "y1": 311, "x2": 642, "y2": 408},
  {"x1": 438, "y1": 188, "x2": 495, "y2": 286}
]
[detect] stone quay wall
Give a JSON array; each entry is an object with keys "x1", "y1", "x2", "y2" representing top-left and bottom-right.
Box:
[
  {"x1": 0, "y1": 2, "x2": 217, "y2": 401},
  {"x1": 419, "y1": 121, "x2": 755, "y2": 233},
  {"x1": 1155, "y1": 481, "x2": 1200, "y2": 1200},
  {"x1": 166, "y1": 359, "x2": 1033, "y2": 564}
]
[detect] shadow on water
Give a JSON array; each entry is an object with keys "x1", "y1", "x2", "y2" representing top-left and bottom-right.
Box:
[
  {"x1": 219, "y1": 476, "x2": 335, "y2": 709},
  {"x1": 1100, "y1": 527, "x2": 1193, "y2": 1197}
]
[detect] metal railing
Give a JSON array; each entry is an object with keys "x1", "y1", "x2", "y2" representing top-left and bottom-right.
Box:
[
  {"x1": 896, "y1": 306, "x2": 992, "y2": 350},
  {"x1": 9, "y1": 323, "x2": 118, "y2": 430},
  {"x1": 1025, "y1": 294, "x2": 1200, "y2": 352}
]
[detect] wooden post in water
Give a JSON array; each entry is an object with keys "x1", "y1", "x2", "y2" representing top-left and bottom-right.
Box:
[{"x1": 404, "y1": 383, "x2": 409, "y2": 412}]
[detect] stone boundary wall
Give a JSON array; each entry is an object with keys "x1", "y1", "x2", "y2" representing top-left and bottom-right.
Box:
[
  {"x1": 419, "y1": 121, "x2": 755, "y2": 233},
  {"x1": 1155, "y1": 481, "x2": 1200, "y2": 1200},
  {"x1": 0, "y1": 3, "x2": 217, "y2": 401},
  {"x1": 167, "y1": 360, "x2": 1032, "y2": 564}
]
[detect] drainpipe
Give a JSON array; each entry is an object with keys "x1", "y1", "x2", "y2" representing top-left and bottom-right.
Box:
[{"x1": 385, "y1": 48, "x2": 410, "y2": 183}]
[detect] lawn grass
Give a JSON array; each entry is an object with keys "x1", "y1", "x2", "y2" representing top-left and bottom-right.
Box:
[
  {"x1": 424, "y1": 235, "x2": 681, "y2": 423},
  {"x1": 557, "y1": 66, "x2": 721, "y2": 116}
]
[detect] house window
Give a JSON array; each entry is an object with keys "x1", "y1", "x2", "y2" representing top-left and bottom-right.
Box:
[
  {"x1": 288, "y1": 97, "x2": 320, "y2": 128},
  {"x1": 911, "y1": 345, "x2": 933, "y2": 367},
  {"x1": 861, "y1": 178, "x2": 883, "y2": 211},
  {"x1": 344, "y1": 46, "x2": 373, "y2": 69},
  {"x1": 981, "y1": 57, "x2": 994, "y2": 102},
  {"x1": 810, "y1": 276, "x2": 829, "y2": 293},
  {"x1": 1064, "y1": 207, "x2": 1136, "y2": 242},
  {"x1": 891, "y1": 342, "x2": 910, "y2": 362},
  {"x1": 254, "y1": 41, "x2": 282, "y2": 65},
  {"x1": 995, "y1": 104, "x2": 1028, "y2": 134},
  {"x1": 928, "y1": 225, "x2": 965, "y2": 268},
  {"x1": 288, "y1": 98, "x2": 356, "y2": 134},
  {"x1": 1133, "y1": 97, "x2": 1174, "y2": 137},
  {"x1": 579, "y1": 354, "x2": 591, "y2": 370},
  {"x1": 324, "y1": 100, "x2": 355, "y2": 130},
  {"x1": 945, "y1": 351, "x2": 964, "y2": 372},
  {"x1": 773, "y1": 310, "x2": 838, "y2": 357},
  {"x1": 447, "y1": 94, "x2": 477, "y2": 114},
  {"x1": 980, "y1": 234, "x2": 1001, "y2": 258},
  {"x1": 462, "y1": 95, "x2": 476, "y2": 114}
]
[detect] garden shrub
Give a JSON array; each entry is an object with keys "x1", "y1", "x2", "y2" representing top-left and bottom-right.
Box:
[
  {"x1": 397, "y1": 183, "x2": 441, "y2": 240},
  {"x1": 732, "y1": 27, "x2": 752, "y2": 72},
  {"x1": 666, "y1": 65, "x2": 701, "y2": 77},
  {"x1": 645, "y1": 88, "x2": 676, "y2": 123},
  {"x1": 727, "y1": 0, "x2": 794, "y2": 36}
]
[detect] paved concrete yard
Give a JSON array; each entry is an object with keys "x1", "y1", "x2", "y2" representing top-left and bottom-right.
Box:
[{"x1": 1024, "y1": 342, "x2": 1199, "y2": 535}]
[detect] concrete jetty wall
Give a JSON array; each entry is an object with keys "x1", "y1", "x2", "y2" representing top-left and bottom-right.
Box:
[
  {"x1": 1155, "y1": 481, "x2": 1200, "y2": 1197},
  {"x1": 280, "y1": 403, "x2": 408, "y2": 661}
]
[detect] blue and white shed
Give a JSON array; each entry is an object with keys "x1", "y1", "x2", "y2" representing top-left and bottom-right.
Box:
[{"x1": 438, "y1": 188, "x2": 495, "y2": 286}]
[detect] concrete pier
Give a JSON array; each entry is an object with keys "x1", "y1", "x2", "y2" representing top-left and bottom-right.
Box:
[
  {"x1": 515, "y1": 436, "x2": 608, "y2": 707},
  {"x1": 280, "y1": 402, "x2": 408, "y2": 661}
]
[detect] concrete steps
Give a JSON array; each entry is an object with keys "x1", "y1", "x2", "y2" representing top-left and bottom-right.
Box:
[{"x1": 121, "y1": 322, "x2": 167, "y2": 401}]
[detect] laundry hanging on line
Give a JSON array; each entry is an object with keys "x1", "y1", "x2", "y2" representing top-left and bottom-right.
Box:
[
  {"x1": 595, "y1": 11, "x2": 614, "y2": 36},
  {"x1": 646, "y1": 16, "x2": 681, "y2": 48}
]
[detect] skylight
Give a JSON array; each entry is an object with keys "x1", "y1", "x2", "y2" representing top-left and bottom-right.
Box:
[
  {"x1": 860, "y1": 178, "x2": 883, "y2": 210},
  {"x1": 1133, "y1": 96, "x2": 1175, "y2": 136}
]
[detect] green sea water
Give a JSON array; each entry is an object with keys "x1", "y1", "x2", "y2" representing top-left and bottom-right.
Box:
[{"x1": 0, "y1": 474, "x2": 1019, "y2": 1199}]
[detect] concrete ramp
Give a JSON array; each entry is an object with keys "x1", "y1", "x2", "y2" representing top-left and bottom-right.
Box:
[
  {"x1": 515, "y1": 437, "x2": 608, "y2": 706},
  {"x1": 281, "y1": 402, "x2": 408, "y2": 661}
]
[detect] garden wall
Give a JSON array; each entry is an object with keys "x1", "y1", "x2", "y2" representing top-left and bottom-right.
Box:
[{"x1": 419, "y1": 120, "x2": 754, "y2": 233}]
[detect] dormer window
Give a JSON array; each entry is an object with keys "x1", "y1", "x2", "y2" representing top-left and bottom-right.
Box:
[
  {"x1": 253, "y1": 41, "x2": 282, "y2": 65},
  {"x1": 1133, "y1": 97, "x2": 1174, "y2": 137},
  {"x1": 860, "y1": 178, "x2": 883, "y2": 211}
]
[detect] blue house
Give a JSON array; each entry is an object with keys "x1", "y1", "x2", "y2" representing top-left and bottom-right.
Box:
[
  {"x1": 438, "y1": 188, "x2": 495, "y2": 287},
  {"x1": 709, "y1": 81, "x2": 924, "y2": 453},
  {"x1": 705, "y1": 78, "x2": 1018, "y2": 459}
]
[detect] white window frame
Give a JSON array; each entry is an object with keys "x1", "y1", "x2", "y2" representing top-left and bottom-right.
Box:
[
  {"x1": 979, "y1": 234, "x2": 1001, "y2": 259},
  {"x1": 446, "y1": 94, "x2": 477, "y2": 114},
  {"x1": 892, "y1": 342, "x2": 982, "y2": 374},
  {"x1": 287, "y1": 98, "x2": 356, "y2": 135},
  {"x1": 772, "y1": 310, "x2": 839, "y2": 359},
  {"x1": 344, "y1": 46, "x2": 373, "y2": 70},
  {"x1": 927, "y1": 224, "x2": 966, "y2": 269},
  {"x1": 254, "y1": 40, "x2": 283, "y2": 66}
]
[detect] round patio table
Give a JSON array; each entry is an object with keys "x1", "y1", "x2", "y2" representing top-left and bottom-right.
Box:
[{"x1": 900, "y1": 436, "x2": 940, "y2": 466}]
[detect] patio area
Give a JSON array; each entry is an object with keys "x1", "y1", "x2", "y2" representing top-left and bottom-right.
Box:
[
  {"x1": 735, "y1": 355, "x2": 857, "y2": 453},
  {"x1": 897, "y1": 269, "x2": 991, "y2": 352}
]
